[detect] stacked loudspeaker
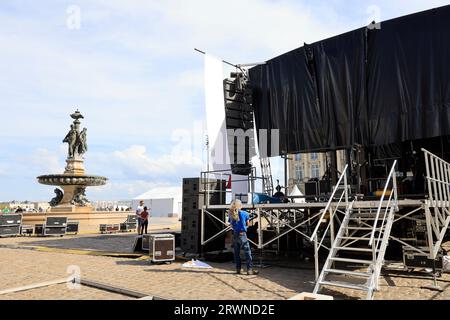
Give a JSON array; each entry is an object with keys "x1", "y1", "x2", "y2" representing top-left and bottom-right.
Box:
[
  {"x1": 0, "y1": 214, "x2": 22, "y2": 237},
  {"x1": 181, "y1": 178, "x2": 226, "y2": 254},
  {"x1": 223, "y1": 72, "x2": 256, "y2": 176}
]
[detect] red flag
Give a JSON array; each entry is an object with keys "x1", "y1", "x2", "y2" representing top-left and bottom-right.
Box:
[{"x1": 226, "y1": 175, "x2": 232, "y2": 189}]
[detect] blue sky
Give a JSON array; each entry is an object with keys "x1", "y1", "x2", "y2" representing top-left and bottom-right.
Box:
[{"x1": 0, "y1": 0, "x2": 448, "y2": 201}]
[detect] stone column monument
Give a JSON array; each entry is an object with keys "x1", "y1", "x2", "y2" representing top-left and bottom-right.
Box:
[{"x1": 37, "y1": 110, "x2": 108, "y2": 213}]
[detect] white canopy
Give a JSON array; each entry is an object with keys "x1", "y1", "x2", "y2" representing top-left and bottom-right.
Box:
[
  {"x1": 289, "y1": 185, "x2": 305, "y2": 204},
  {"x1": 134, "y1": 186, "x2": 182, "y2": 202}
]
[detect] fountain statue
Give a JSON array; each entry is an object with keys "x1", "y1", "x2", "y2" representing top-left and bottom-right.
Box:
[{"x1": 37, "y1": 110, "x2": 108, "y2": 212}]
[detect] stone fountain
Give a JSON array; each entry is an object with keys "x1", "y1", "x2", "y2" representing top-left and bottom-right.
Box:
[{"x1": 37, "y1": 110, "x2": 108, "y2": 213}]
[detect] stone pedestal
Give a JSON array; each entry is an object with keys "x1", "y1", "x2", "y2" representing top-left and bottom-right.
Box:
[{"x1": 65, "y1": 157, "x2": 85, "y2": 175}]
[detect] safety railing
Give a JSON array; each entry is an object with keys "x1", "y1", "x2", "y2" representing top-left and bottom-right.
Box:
[
  {"x1": 423, "y1": 148, "x2": 450, "y2": 208},
  {"x1": 309, "y1": 164, "x2": 349, "y2": 243},
  {"x1": 200, "y1": 167, "x2": 266, "y2": 207},
  {"x1": 422, "y1": 148, "x2": 450, "y2": 259},
  {"x1": 309, "y1": 165, "x2": 349, "y2": 279},
  {"x1": 369, "y1": 160, "x2": 397, "y2": 269}
]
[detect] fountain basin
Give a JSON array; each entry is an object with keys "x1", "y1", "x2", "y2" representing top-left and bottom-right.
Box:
[{"x1": 37, "y1": 174, "x2": 108, "y2": 187}]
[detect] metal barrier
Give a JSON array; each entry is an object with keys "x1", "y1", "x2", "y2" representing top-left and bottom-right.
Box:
[{"x1": 200, "y1": 167, "x2": 266, "y2": 207}]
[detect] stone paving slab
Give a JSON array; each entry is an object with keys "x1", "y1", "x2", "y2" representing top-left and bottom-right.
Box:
[
  {"x1": 0, "y1": 283, "x2": 132, "y2": 300},
  {"x1": 0, "y1": 230, "x2": 178, "y2": 254},
  {"x1": 0, "y1": 235, "x2": 449, "y2": 300}
]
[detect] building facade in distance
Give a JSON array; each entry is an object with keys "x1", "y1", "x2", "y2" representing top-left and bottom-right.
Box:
[{"x1": 288, "y1": 151, "x2": 346, "y2": 193}]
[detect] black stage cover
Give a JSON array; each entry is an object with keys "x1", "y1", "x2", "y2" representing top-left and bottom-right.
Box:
[{"x1": 250, "y1": 5, "x2": 450, "y2": 155}]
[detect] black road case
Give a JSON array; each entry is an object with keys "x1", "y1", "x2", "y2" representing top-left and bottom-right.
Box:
[
  {"x1": 0, "y1": 214, "x2": 22, "y2": 237},
  {"x1": 66, "y1": 221, "x2": 79, "y2": 234}
]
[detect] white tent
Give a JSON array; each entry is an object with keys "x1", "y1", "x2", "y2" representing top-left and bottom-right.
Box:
[
  {"x1": 289, "y1": 185, "x2": 305, "y2": 204},
  {"x1": 133, "y1": 186, "x2": 182, "y2": 218}
]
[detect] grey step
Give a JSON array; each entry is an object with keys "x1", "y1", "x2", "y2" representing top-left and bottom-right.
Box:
[
  {"x1": 344, "y1": 226, "x2": 379, "y2": 230},
  {"x1": 318, "y1": 280, "x2": 369, "y2": 291},
  {"x1": 324, "y1": 268, "x2": 371, "y2": 277},
  {"x1": 338, "y1": 236, "x2": 370, "y2": 240},
  {"x1": 330, "y1": 257, "x2": 373, "y2": 264},
  {"x1": 335, "y1": 246, "x2": 377, "y2": 252}
]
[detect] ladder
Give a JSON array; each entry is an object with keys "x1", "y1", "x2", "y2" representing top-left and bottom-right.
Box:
[
  {"x1": 260, "y1": 157, "x2": 274, "y2": 195},
  {"x1": 312, "y1": 161, "x2": 398, "y2": 300}
]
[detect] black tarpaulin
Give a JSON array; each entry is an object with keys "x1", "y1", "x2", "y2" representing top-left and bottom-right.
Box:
[
  {"x1": 366, "y1": 6, "x2": 450, "y2": 146},
  {"x1": 251, "y1": 47, "x2": 319, "y2": 155},
  {"x1": 311, "y1": 27, "x2": 367, "y2": 150},
  {"x1": 249, "y1": 5, "x2": 450, "y2": 156}
]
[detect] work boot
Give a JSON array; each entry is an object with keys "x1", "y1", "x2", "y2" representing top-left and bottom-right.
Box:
[
  {"x1": 247, "y1": 269, "x2": 259, "y2": 275},
  {"x1": 236, "y1": 269, "x2": 242, "y2": 274}
]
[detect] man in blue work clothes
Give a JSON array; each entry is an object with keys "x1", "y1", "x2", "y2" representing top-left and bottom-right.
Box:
[{"x1": 228, "y1": 199, "x2": 259, "y2": 275}]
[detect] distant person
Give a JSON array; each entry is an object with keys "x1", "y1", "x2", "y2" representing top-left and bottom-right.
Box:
[
  {"x1": 228, "y1": 199, "x2": 259, "y2": 276},
  {"x1": 15, "y1": 207, "x2": 24, "y2": 213},
  {"x1": 136, "y1": 200, "x2": 144, "y2": 234},
  {"x1": 273, "y1": 181, "x2": 289, "y2": 203},
  {"x1": 140, "y1": 207, "x2": 150, "y2": 235}
]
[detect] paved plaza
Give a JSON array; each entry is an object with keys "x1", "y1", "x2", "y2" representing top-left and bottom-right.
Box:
[{"x1": 0, "y1": 233, "x2": 449, "y2": 300}]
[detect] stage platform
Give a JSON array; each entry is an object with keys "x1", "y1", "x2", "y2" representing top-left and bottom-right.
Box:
[{"x1": 205, "y1": 199, "x2": 424, "y2": 211}]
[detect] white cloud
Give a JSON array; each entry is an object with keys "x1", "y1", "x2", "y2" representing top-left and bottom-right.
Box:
[
  {"x1": 112, "y1": 144, "x2": 202, "y2": 177},
  {"x1": 89, "y1": 180, "x2": 158, "y2": 199},
  {"x1": 29, "y1": 147, "x2": 66, "y2": 174}
]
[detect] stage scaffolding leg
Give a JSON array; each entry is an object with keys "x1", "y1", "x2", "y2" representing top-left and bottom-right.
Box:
[
  {"x1": 201, "y1": 207, "x2": 205, "y2": 251},
  {"x1": 314, "y1": 236, "x2": 319, "y2": 280},
  {"x1": 255, "y1": 208, "x2": 269, "y2": 269},
  {"x1": 329, "y1": 206, "x2": 336, "y2": 269}
]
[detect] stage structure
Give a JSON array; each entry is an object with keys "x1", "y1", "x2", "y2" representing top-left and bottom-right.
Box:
[{"x1": 198, "y1": 5, "x2": 450, "y2": 300}]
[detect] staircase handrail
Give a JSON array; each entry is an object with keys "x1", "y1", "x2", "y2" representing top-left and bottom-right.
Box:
[
  {"x1": 309, "y1": 164, "x2": 349, "y2": 242},
  {"x1": 369, "y1": 160, "x2": 398, "y2": 247}
]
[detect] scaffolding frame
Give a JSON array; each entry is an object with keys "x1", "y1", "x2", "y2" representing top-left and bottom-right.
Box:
[{"x1": 198, "y1": 149, "x2": 450, "y2": 286}]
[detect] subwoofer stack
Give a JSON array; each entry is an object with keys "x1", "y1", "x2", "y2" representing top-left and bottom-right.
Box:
[{"x1": 181, "y1": 178, "x2": 226, "y2": 255}]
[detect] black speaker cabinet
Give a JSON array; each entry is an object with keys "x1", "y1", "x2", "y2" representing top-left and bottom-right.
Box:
[
  {"x1": 182, "y1": 178, "x2": 226, "y2": 196},
  {"x1": 181, "y1": 209, "x2": 226, "y2": 254},
  {"x1": 305, "y1": 181, "x2": 318, "y2": 197},
  {"x1": 319, "y1": 180, "x2": 331, "y2": 194}
]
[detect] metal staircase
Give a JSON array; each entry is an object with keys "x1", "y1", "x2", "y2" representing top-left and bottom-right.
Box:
[
  {"x1": 310, "y1": 161, "x2": 398, "y2": 300},
  {"x1": 260, "y1": 157, "x2": 274, "y2": 195}
]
